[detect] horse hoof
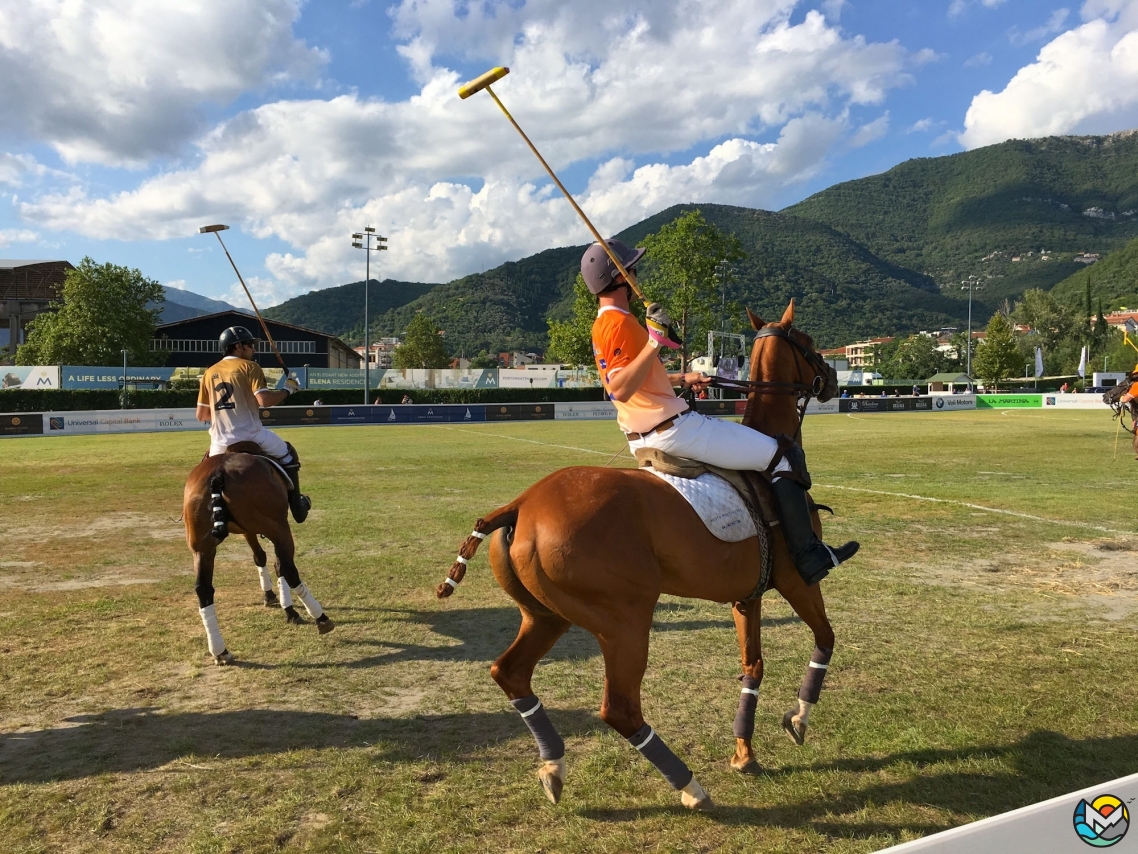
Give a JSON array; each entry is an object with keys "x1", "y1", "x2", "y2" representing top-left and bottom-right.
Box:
[
  {"x1": 680, "y1": 779, "x2": 713, "y2": 810},
  {"x1": 316, "y1": 615, "x2": 335, "y2": 635},
  {"x1": 284, "y1": 606, "x2": 305, "y2": 626},
  {"x1": 730, "y1": 756, "x2": 760, "y2": 775},
  {"x1": 214, "y1": 649, "x2": 234, "y2": 666},
  {"x1": 781, "y1": 710, "x2": 807, "y2": 746},
  {"x1": 263, "y1": 591, "x2": 278, "y2": 608},
  {"x1": 538, "y1": 768, "x2": 563, "y2": 805}
]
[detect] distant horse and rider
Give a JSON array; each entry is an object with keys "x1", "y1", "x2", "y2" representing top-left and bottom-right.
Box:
[
  {"x1": 183, "y1": 326, "x2": 333, "y2": 664},
  {"x1": 439, "y1": 290, "x2": 855, "y2": 809}
]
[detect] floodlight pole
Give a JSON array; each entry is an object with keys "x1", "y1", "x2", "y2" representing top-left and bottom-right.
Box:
[
  {"x1": 352, "y1": 228, "x2": 388, "y2": 404},
  {"x1": 962, "y1": 276, "x2": 982, "y2": 384}
]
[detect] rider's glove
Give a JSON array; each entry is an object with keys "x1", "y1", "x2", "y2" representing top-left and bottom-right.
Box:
[
  {"x1": 645, "y1": 303, "x2": 682, "y2": 350},
  {"x1": 276, "y1": 373, "x2": 300, "y2": 395}
]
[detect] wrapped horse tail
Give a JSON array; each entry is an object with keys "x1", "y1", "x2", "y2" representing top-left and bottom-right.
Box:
[
  {"x1": 209, "y1": 471, "x2": 229, "y2": 541},
  {"x1": 437, "y1": 504, "x2": 519, "y2": 599}
]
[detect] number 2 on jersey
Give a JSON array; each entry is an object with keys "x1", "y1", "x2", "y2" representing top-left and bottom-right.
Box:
[{"x1": 214, "y1": 381, "x2": 236, "y2": 411}]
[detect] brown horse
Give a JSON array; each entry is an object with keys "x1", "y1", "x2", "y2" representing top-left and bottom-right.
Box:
[
  {"x1": 183, "y1": 444, "x2": 334, "y2": 664},
  {"x1": 437, "y1": 300, "x2": 839, "y2": 809}
]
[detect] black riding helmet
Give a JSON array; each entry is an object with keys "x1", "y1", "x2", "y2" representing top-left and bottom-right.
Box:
[{"x1": 219, "y1": 325, "x2": 259, "y2": 354}]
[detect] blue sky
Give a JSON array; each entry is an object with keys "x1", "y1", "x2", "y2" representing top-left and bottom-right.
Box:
[{"x1": 2, "y1": 0, "x2": 1137, "y2": 308}]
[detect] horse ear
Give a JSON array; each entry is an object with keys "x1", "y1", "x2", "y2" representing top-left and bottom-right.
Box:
[
  {"x1": 746, "y1": 308, "x2": 765, "y2": 330},
  {"x1": 779, "y1": 299, "x2": 795, "y2": 327}
]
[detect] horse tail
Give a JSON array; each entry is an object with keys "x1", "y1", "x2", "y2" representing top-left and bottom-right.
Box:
[
  {"x1": 209, "y1": 470, "x2": 229, "y2": 541},
  {"x1": 436, "y1": 503, "x2": 519, "y2": 599}
]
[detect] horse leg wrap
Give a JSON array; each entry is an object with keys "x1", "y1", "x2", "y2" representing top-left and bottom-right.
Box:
[
  {"x1": 291, "y1": 582, "x2": 323, "y2": 620},
  {"x1": 511, "y1": 696, "x2": 565, "y2": 761},
  {"x1": 627, "y1": 723, "x2": 693, "y2": 790},
  {"x1": 799, "y1": 645, "x2": 832, "y2": 704},
  {"x1": 199, "y1": 604, "x2": 225, "y2": 657},
  {"x1": 733, "y1": 675, "x2": 761, "y2": 739},
  {"x1": 256, "y1": 563, "x2": 274, "y2": 593},
  {"x1": 277, "y1": 577, "x2": 294, "y2": 609}
]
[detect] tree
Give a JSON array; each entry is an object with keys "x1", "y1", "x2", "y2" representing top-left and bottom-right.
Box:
[
  {"x1": 468, "y1": 350, "x2": 499, "y2": 369},
  {"x1": 639, "y1": 210, "x2": 745, "y2": 369},
  {"x1": 546, "y1": 274, "x2": 598, "y2": 367},
  {"x1": 972, "y1": 312, "x2": 1021, "y2": 391},
  {"x1": 877, "y1": 334, "x2": 948, "y2": 380},
  {"x1": 16, "y1": 257, "x2": 165, "y2": 366},
  {"x1": 392, "y1": 312, "x2": 450, "y2": 369}
]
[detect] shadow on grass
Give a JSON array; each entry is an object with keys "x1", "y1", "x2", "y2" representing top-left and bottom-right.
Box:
[
  {"x1": 284, "y1": 605, "x2": 800, "y2": 670},
  {"x1": 0, "y1": 705, "x2": 603, "y2": 785},
  {"x1": 580, "y1": 729, "x2": 1138, "y2": 839}
]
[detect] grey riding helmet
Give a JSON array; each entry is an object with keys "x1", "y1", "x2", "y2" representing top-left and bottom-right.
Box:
[
  {"x1": 581, "y1": 239, "x2": 646, "y2": 295},
  {"x1": 219, "y1": 325, "x2": 259, "y2": 353}
]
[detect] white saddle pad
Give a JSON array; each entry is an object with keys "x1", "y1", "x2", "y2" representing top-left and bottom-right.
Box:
[{"x1": 645, "y1": 469, "x2": 757, "y2": 542}]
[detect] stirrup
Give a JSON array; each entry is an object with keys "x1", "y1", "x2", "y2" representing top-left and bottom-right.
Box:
[{"x1": 289, "y1": 492, "x2": 311, "y2": 524}]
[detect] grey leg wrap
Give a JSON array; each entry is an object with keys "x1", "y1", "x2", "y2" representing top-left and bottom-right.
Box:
[
  {"x1": 627, "y1": 723, "x2": 693, "y2": 790},
  {"x1": 733, "y1": 675, "x2": 761, "y2": 739},
  {"x1": 799, "y1": 645, "x2": 832, "y2": 704},
  {"x1": 511, "y1": 696, "x2": 564, "y2": 761}
]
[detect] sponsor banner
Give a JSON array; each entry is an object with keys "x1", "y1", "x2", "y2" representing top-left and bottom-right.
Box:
[
  {"x1": 499, "y1": 369, "x2": 559, "y2": 389},
  {"x1": 695, "y1": 399, "x2": 745, "y2": 417},
  {"x1": 913, "y1": 397, "x2": 933, "y2": 411},
  {"x1": 555, "y1": 401, "x2": 618, "y2": 420},
  {"x1": 930, "y1": 393, "x2": 977, "y2": 411},
  {"x1": 257, "y1": 406, "x2": 332, "y2": 426},
  {"x1": 1, "y1": 366, "x2": 60, "y2": 390},
  {"x1": 409, "y1": 404, "x2": 485, "y2": 423},
  {"x1": 371, "y1": 405, "x2": 413, "y2": 424},
  {"x1": 329, "y1": 405, "x2": 379, "y2": 425},
  {"x1": 0, "y1": 413, "x2": 43, "y2": 435},
  {"x1": 485, "y1": 403, "x2": 555, "y2": 421},
  {"x1": 305, "y1": 368, "x2": 364, "y2": 389},
  {"x1": 879, "y1": 771, "x2": 1138, "y2": 853},
  {"x1": 806, "y1": 399, "x2": 841, "y2": 415},
  {"x1": 976, "y1": 394, "x2": 1040, "y2": 409},
  {"x1": 554, "y1": 369, "x2": 602, "y2": 389},
  {"x1": 376, "y1": 369, "x2": 498, "y2": 390},
  {"x1": 43, "y1": 408, "x2": 201, "y2": 435},
  {"x1": 1041, "y1": 394, "x2": 1111, "y2": 409},
  {"x1": 63, "y1": 366, "x2": 176, "y2": 389}
]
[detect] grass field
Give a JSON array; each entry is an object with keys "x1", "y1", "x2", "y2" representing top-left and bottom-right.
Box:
[{"x1": 2, "y1": 410, "x2": 1137, "y2": 853}]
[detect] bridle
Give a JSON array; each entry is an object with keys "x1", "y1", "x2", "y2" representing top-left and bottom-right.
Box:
[
  {"x1": 1105, "y1": 376, "x2": 1137, "y2": 435},
  {"x1": 707, "y1": 325, "x2": 836, "y2": 440}
]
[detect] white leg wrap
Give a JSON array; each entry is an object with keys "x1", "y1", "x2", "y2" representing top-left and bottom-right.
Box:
[
  {"x1": 292, "y1": 582, "x2": 324, "y2": 620},
  {"x1": 277, "y1": 576, "x2": 294, "y2": 608},
  {"x1": 256, "y1": 563, "x2": 274, "y2": 593},
  {"x1": 796, "y1": 698, "x2": 814, "y2": 726},
  {"x1": 199, "y1": 604, "x2": 226, "y2": 656}
]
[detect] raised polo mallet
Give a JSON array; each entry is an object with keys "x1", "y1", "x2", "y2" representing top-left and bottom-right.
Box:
[
  {"x1": 198, "y1": 224, "x2": 289, "y2": 372},
  {"x1": 458, "y1": 67, "x2": 648, "y2": 304}
]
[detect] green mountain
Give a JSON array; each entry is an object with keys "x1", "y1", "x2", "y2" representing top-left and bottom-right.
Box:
[
  {"x1": 262, "y1": 279, "x2": 437, "y2": 340},
  {"x1": 1050, "y1": 234, "x2": 1138, "y2": 311},
  {"x1": 786, "y1": 131, "x2": 1138, "y2": 307}
]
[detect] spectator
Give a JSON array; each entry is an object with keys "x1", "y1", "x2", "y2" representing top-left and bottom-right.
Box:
[
  {"x1": 312, "y1": 398, "x2": 323, "y2": 406},
  {"x1": 373, "y1": 396, "x2": 382, "y2": 405},
  {"x1": 912, "y1": 384, "x2": 920, "y2": 396},
  {"x1": 1059, "y1": 382, "x2": 1069, "y2": 393},
  {"x1": 401, "y1": 393, "x2": 413, "y2": 405},
  {"x1": 840, "y1": 390, "x2": 849, "y2": 398}
]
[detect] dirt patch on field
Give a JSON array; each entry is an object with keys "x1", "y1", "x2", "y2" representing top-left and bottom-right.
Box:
[
  {"x1": 917, "y1": 539, "x2": 1138, "y2": 620},
  {"x1": 2, "y1": 512, "x2": 184, "y2": 542}
]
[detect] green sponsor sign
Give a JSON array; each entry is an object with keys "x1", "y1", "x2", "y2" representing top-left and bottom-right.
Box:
[{"x1": 976, "y1": 394, "x2": 1042, "y2": 409}]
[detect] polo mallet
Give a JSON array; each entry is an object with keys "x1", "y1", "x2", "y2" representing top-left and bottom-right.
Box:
[
  {"x1": 198, "y1": 224, "x2": 289, "y2": 373},
  {"x1": 458, "y1": 67, "x2": 648, "y2": 305}
]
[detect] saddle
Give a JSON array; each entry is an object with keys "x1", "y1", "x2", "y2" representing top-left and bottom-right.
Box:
[
  {"x1": 223, "y1": 441, "x2": 297, "y2": 491},
  {"x1": 635, "y1": 447, "x2": 777, "y2": 600}
]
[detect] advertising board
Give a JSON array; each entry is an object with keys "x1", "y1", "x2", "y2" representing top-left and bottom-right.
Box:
[
  {"x1": 1041, "y1": 394, "x2": 1110, "y2": 409},
  {"x1": 1, "y1": 366, "x2": 60, "y2": 390},
  {"x1": 0, "y1": 414, "x2": 43, "y2": 435},
  {"x1": 257, "y1": 406, "x2": 331, "y2": 426},
  {"x1": 498, "y1": 369, "x2": 559, "y2": 389},
  {"x1": 485, "y1": 404, "x2": 555, "y2": 421},
  {"x1": 930, "y1": 394, "x2": 977, "y2": 411},
  {"x1": 806, "y1": 399, "x2": 840, "y2": 415},
  {"x1": 555, "y1": 402, "x2": 618, "y2": 420},
  {"x1": 975, "y1": 394, "x2": 1040, "y2": 409},
  {"x1": 408, "y1": 405, "x2": 485, "y2": 423},
  {"x1": 43, "y1": 408, "x2": 202, "y2": 435}
]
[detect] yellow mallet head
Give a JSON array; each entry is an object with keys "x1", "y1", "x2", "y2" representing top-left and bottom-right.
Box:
[{"x1": 458, "y1": 66, "x2": 510, "y2": 99}]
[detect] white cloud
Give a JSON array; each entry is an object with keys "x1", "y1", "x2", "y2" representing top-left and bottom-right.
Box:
[
  {"x1": 0, "y1": 0, "x2": 326, "y2": 166},
  {"x1": 964, "y1": 51, "x2": 993, "y2": 66},
  {"x1": 850, "y1": 113, "x2": 890, "y2": 146},
  {"x1": 961, "y1": 1, "x2": 1138, "y2": 148},
  {"x1": 14, "y1": 0, "x2": 926, "y2": 301},
  {"x1": 0, "y1": 228, "x2": 38, "y2": 247},
  {"x1": 950, "y1": 0, "x2": 1009, "y2": 17},
  {"x1": 907, "y1": 118, "x2": 935, "y2": 133},
  {"x1": 1010, "y1": 8, "x2": 1071, "y2": 46}
]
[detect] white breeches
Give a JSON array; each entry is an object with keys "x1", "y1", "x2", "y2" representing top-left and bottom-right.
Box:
[
  {"x1": 628, "y1": 412, "x2": 791, "y2": 474},
  {"x1": 210, "y1": 426, "x2": 289, "y2": 459}
]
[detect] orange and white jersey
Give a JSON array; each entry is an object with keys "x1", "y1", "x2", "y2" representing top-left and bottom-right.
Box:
[
  {"x1": 591, "y1": 306, "x2": 687, "y2": 434},
  {"x1": 197, "y1": 357, "x2": 273, "y2": 448}
]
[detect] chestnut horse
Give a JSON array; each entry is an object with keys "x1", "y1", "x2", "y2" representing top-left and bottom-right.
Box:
[
  {"x1": 437, "y1": 300, "x2": 840, "y2": 810},
  {"x1": 184, "y1": 445, "x2": 334, "y2": 664}
]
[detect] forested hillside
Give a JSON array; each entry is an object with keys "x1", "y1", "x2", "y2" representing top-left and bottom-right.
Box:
[
  {"x1": 263, "y1": 279, "x2": 437, "y2": 339},
  {"x1": 1050, "y1": 234, "x2": 1138, "y2": 311},
  {"x1": 786, "y1": 132, "x2": 1138, "y2": 306}
]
